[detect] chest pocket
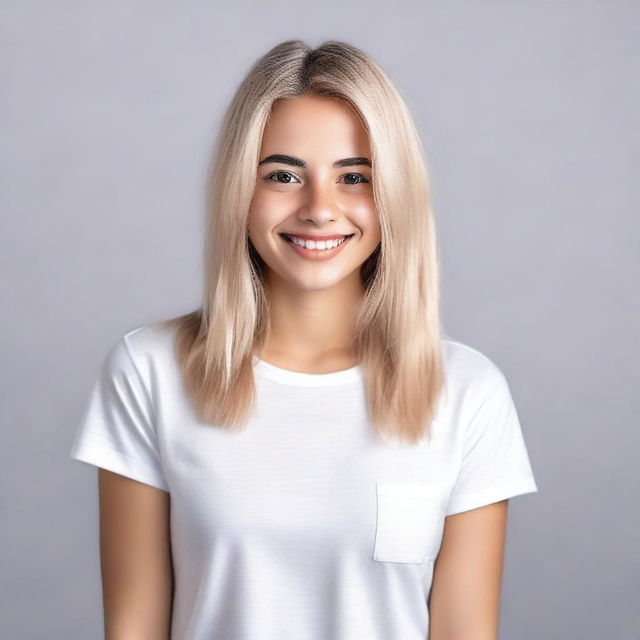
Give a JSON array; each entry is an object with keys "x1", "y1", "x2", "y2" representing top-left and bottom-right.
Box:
[{"x1": 373, "y1": 481, "x2": 448, "y2": 564}]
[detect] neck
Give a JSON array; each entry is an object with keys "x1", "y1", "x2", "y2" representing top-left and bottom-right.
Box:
[{"x1": 258, "y1": 269, "x2": 364, "y2": 371}]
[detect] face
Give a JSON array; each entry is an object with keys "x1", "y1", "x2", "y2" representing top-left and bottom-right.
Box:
[{"x1": 248, "y1": 95, "x2": 380, "y2": 293}]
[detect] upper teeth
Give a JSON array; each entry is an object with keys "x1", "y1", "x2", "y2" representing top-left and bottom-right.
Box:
[{"x1": 289, "y1": 235, "x2": 348, "y2": 250}]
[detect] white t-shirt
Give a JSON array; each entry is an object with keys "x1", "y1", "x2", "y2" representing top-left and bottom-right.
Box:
[{"x1": 69, "y1": 321, "x2": 538, "y2": 640}]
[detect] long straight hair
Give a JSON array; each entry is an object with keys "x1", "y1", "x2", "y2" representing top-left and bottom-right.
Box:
[{"x1": 162, "y1": 39, "x2": 445, "y2": 445}]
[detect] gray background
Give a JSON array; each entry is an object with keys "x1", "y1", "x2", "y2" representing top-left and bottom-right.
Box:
[{"x1": 2, "y1": 1, "x2": 638, "y2": 638}]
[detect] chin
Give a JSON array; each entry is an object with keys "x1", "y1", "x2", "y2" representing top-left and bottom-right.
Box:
[{"x1": 283, "y1": 270, "x2": 352, "y2": 292}]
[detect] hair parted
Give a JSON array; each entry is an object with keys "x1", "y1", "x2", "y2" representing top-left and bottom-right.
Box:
[{"x1": 160, "y1": 39, "x2": 445, "y2": 445}]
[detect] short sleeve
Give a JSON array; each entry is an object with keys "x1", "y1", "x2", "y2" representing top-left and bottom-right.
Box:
[
  {"x1": 445, "y1": 371, "x2": 538, "y2": 516},
  {"x1": 69, "y1": 335, "x2": 169, "y2": 492}
]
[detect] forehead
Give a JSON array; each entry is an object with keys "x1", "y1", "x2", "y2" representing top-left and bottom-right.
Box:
[{"x1": 260, "y1": 95, "x2": 370, "y2": 157}]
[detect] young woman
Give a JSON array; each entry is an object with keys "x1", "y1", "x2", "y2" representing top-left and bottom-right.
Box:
[{"x1": 70, "y1": 39, "x2": 538, "y2": 640}]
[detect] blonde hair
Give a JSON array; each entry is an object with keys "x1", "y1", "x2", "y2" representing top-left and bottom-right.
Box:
[{"x1": 162, "y1": 39, "x2": 445, "y2": 445}]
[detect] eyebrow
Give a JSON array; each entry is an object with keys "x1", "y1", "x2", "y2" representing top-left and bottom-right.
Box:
[{"x1": 257, "y1": 153, "x2": 372, "y2": 168}]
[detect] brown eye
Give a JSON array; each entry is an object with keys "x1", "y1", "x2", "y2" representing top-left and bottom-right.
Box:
[
  {"x1": 265, "y1": 171, "x2": 300, "y2": 184},
  {"x1": 340, "y1": 173, "x2": 369, "y2": 185}
]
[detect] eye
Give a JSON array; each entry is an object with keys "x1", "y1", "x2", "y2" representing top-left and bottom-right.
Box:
[
  {"x1": 265, "y1": 171, "x2": 300, "y2": 184},
  {"x1": 339, "y1": 173, "x2": 370, "y2": 185}
]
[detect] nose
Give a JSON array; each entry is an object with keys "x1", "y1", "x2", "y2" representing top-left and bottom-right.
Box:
[{"x1": 297, "y1": 178, "x2": 338, "y2": 224}]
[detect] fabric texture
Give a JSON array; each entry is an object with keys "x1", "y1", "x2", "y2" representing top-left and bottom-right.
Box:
[{"x1": 69, "y1": 321, "x2": 538, "y2": 640}]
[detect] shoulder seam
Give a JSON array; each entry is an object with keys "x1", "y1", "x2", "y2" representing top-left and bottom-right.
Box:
[
  {"x1": 118, "y1": 334, "x2": 168, "y2": 482},
  {"x1": 120, "y1": 333, "x2": 159, "y2": 425},
  {"x1": 123, "y1": 323, "x2": 154, "y2": 340},
  {"x1": 442, "y1": 339, "x2": 502, "y2": 371}
]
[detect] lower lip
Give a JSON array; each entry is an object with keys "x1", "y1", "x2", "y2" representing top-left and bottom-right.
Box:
[{"x1": 282, "y1": 235, "x2": 354, "y2": 261}]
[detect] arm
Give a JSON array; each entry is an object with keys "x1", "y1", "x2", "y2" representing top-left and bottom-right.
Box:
[
  {"x1": 428, "y1": 499, "x2": 508, "y2": 640},
  {"x1": 99, "y1": 469, "x2": 173, "y2": 640}
]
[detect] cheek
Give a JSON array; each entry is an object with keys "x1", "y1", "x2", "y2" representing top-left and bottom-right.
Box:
[
  {"x1": 249, "y1": 189, "x2": 293, "y2": 230},
  {"x1": 350, "y1": 198, "x2": 380, "y2": 238},
  {"x1": 248, "y1": 196, "x2": 274, "y2": 235}
]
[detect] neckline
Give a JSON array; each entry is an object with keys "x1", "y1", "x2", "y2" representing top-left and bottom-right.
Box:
[{"x1": 252, "y1": 355, "x2": 361, "y2": 387}]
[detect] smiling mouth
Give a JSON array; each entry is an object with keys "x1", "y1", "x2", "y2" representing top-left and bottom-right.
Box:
[
  {"x1": 278, "y1": 232, "x2": 356, "y2": 260},
  {"x1": 279, "y1": 233, "x2": 355, "y2": 248}
]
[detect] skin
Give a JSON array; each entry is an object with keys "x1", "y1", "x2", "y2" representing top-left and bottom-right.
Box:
[
  {"x1": 98, "y1": 94, "x2": 508, "y2": 639},
  {"x1": 98, "y1": 470, "x2": 173, "y2": 639},
  {"x1": 248, "y1": 94, "x2": 381, "y2": 372},
  {"x1": 430, "y1": 500, "x2": 509, "y2": 639}
]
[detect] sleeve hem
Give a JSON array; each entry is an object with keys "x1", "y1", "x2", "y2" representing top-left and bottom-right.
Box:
[
  {"x1": 445, "y1": 476, "x2": 538, "y2": 516},
  {"x1": 70, "y1": 441, "x2": 170, "y2": 493}
]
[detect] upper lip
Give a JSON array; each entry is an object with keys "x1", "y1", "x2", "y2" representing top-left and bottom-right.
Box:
[{"x1": 280, "y1": 232, "x2": 354, "y2": 241}]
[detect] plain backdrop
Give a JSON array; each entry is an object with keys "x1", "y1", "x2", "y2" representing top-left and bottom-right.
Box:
[{"x1": 1, "y1": 1, "x2": 638, "y2": 638}]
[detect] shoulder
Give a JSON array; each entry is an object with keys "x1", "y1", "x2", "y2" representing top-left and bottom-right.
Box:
[
  {"x1": 123, "y1": 318, "x2": 179, "y2": 357},
  {"x1": 434, "y1": 337, "x2": 524, "y2": 452},
  {"x1": 440, "y1": 337, "x2": 511, "y2": 404},
  {"x1": 106, "y1": 318, "x2": 181, "y2": 381}
]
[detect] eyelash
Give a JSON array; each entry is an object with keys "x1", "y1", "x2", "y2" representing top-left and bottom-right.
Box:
[{"x1": 264, "y1": 171, "x2": 370, "y2": 184}]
